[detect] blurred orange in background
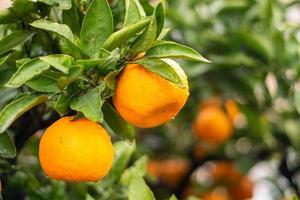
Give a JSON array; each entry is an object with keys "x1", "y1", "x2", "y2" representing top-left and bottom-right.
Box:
[
  {"x1": 147, "y1": 158, "x2": 191, "y2": 188},
  {"x1": 193, "y1": 105, "x2": 233, "y2": 144}
]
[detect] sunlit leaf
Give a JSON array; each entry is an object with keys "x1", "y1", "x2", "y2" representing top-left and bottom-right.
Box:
[{"x1": 80, "y1": 0, "x2": 113, "y2": 58}]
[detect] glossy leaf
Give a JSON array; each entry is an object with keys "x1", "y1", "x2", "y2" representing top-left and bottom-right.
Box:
[
  {"x1": 40, "y1": 54, "x2": 74, "y2": 74},
  {"x1": 135, "y1": 58, "x2": 184, "y2": 87},
  {"x1": 102, "y1": 18, "x2": 151, "y2": 51},
  {"x1": 6, "y1": 59, "x2": 51, "y2": 88},
  {"x1": 107, "y1": 141, "x2": 135, "y2": 182},
  {"x1": 26, "y1": 71, "x2": 60, "y2": 93},
  {"x1": 70, "y1": 85, "x2": 105, "y2": 122},
  {"x1": 124, "y1": 0, "x2": 146, "y2": 26},
  {"x1": 155, "y1": 2, "x2": 164, "y2": 38},
  {"x1": 129, "y1": 175, "x2": 155, "y2": 200},
  {"x1": 0, "y1": 94, "x2": 48, "y2": 133},
  {"x1": 0, "y1": 30, "x2": 33, "y2": 55},
  {"x1": 30, "y1": 20, "x2": 74, "y2": 42},
  {"x1": 102, "y1": 102, "x2": 135, "y2": 140},
  {"x1": 129, "y1": 6, "x2": 157, "y2": 58},
  {"x1": 0, "y1": 131, "x2": 16, "y2": 158},
  {"x1": 80, "y1": 0, "x2": 113, "y2": 58},
  {"x1": 31, "y1": 20, "x2": 83, "y2": 59},
  {"x1": 145, "y1": 41, "x2": 210, "y2": 62}
]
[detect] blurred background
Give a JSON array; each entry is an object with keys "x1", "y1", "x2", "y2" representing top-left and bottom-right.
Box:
[
  {"x1": 1, "y1": 0, "x2": 300, "y2": 200},
  {"x1": 137, "y1": 0, "x2": 300, "y2": 199}
]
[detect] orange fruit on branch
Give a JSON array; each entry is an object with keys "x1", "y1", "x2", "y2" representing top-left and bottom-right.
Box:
[
  {"x1": 113, "y1": 59, "x2": 189, "y2": 128},
  {"x1": 39, "y1": 116, "x2": 114, "y2": 182}
]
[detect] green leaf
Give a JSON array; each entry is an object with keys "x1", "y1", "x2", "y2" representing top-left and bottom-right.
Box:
[
  {"x1": 129, "y1": 6, "x2": 157, "y2": 58},
  {"x1": 0, "y1": 94, "x2": 48, "y2": 133},
  {"x1": 70, "y1": 85, "x2": 105, "y2": 122},
  {"x1": 30, "y1": 20, "x2": 74, "y2": 42},
  {"x1": 135, "y1": 58, "x2": 185, "y2": 87},
  {"x1": 155, "y1": 2, "x2": 164, "y2": 38},
  {"x1": 124, "y1": 0, "x2": 146, "y2": 26},
  {"x1": 292, "y1": 195, "x2": 299, "y2": 200},
  {"x1": 238, "y1": 32, "x2": 274, "y2": 62},
  {"x1": 76, "y1": 59, "x2": 106, "y2": 71},
  {"x1": 0, "y1": 88, "x2": 19, "y2": 108},
  {"x1": 31, "y1": 20, "x2": 84, "y2": 59},
  {"x1": 57, "y1": 66, "x2": 83, "y2": 90},
  {"x1": 102, "y1": 18, "x2": 151, "y2": 51},
  {"x1": 6, "y1": 59, "x2": 51, "y2": 88},
  {"x1": 0, "y1": 9, "x2": 17, "y2": 24},
  {"x1": 80, "y1": 0, "x2": 113, "y2": 58},
  {"x1": 26, "y1": 71, "x2": 60, "y2": 93},
  {"x1": 0, "y1": 30, "x2": 33, "y2": 55},
  {"x1": 54, "y1": 93, "x2": 71, "y2": 115},
  {"x1": 102, "y1": 102, "x2": 135, "y2": 140},
  {"x1": 145, "y1": 41, "x2": 210, "y2": 62},
  {"x1": 37, "y1": 0, "x2": 72, "y2": 9},
  {"x1": 62, "y1": 0, "x2": 81, "y2": 36},
  {"x1": 169, "y1": 195, "x2": 178, "y2": 200},
  {"x1": 129, "y1": 176, "x2": 155, "y2": 200},
  {"x1": 120, "y1": 156, "x2": 148, "y2": 185},
  {"x1": 157, "y1": 27, "x2": 170, "y2": 40},
  {"x1": 0, "y1": 131, "x2": 16, "y2": 158},
  {"x1": 106, "y1": 141, "x2": 135, "y2": 182},
  {"x1": 85, "y1": 194, "x2": 96, "y2": 200},
  {"x1": 40, "y1": 54, "x2": 74, "y2": 74},
  {"x1": 0, "y1": 54, "x2": 11, "y2": 67},
  {"x1": 294, "y1": 91, "x2": 300, "y2": 115}
]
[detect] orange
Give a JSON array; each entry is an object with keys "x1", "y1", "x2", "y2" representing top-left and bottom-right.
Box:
[
  {"x1": 113, "y1": 59, "x2": 189, "y2": 128},
  {"x1": 147, "y1": 159, "x2": 190, "y2": 187},
  {"x1": 199, "y1": 97, "x2": 222, "y2": 110},
  {"x1": 225, "y1": 99, "x2": 241, "y2": 124},
  {"x1": 193, "y1": 106, "x2": 233, "y2": 143},
  {"x1": 211, "y1": 161, "x2": 241, "y2": 184},
  {"x1": 201, "y1": 192, "x2": 230, "y2": 200},
  {"x1": 228, "y1": 176, "x2": 253, "y2": 200},
  {"x1": 39, "y1": 116, "x2": 114, "y2": 182}
]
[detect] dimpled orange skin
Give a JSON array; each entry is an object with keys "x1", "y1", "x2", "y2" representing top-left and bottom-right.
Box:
[
  {"x1": 113, "y1": 60, "x2": 189, "y2": 128},
  {"x1": 39, "y1": 116, "x2": 114, "y2": 182},
  {"x1": 193, "y1": 106, "x2": 233, "y2": 143}
]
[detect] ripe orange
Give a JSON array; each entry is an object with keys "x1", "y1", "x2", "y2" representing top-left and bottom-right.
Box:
[
  {"x1": 147, "y1": 159, "x2": 190, "y2": 187},
  {"x1": 39, "y1": 116, "x2": 114, "y2": 182},
  {"x1": 228, "y1": 176, "x2": 253, "y2": 200},
  {"x1": 193, "y1": 106, "x2": 233, "y2": 143},
  {"x1": 113, "y1": 59, "x2": 189, "y2": 128}
]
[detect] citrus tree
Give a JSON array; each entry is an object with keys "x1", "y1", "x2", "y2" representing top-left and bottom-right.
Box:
[
  {"x1": 137, "y1": 0, "x2": 300, "y2": 199},
  {"x1": 0, "y1": 0, "x2": 209, "y2": 199}
]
